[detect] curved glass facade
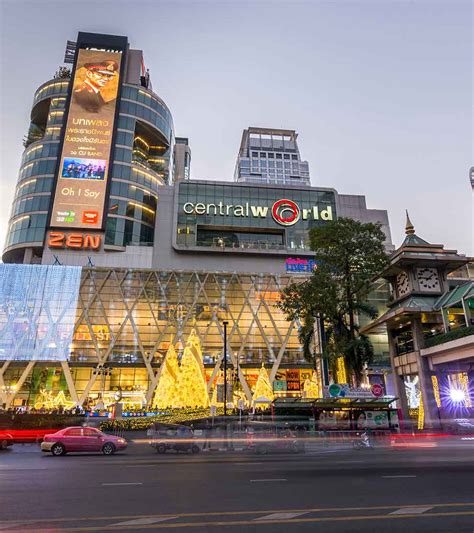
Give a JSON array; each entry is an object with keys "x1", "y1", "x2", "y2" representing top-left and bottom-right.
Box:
[
  {"x1": 104, "y1": 83, "x2": 174, "y2": 248},
  {"x1": 3, "y1": 77, "x2": 174, "y2": 261}
]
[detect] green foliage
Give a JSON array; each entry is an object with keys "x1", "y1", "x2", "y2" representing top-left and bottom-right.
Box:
[
  {"x1": 424, "y1": 325, "x2": 474, "y2": 348},
  {"x1": 278, "y1": 217, "x2": 388, "y2": 384}
]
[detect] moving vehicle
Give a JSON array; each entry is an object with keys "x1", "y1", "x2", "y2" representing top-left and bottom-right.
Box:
[
  {"x1": 41, "y1": 426, "x2": 127, "y2": 456},
  {"x1": 0, "y1": 432, "x2": 14, "y2": 450},
  {"x1": 246, "y1": 427, "x2": 304, "y2": 454},
  {"x1": 352, "y1": 431, "x2": 373, "y2": 449},
  {"x1": 147, "y1": 423, "x2": 201, "y2": 454}
]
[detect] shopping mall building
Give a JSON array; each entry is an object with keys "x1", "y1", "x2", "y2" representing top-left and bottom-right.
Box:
[{"x1": 0, "y1": 32, "x2": 394, "y2": 409}]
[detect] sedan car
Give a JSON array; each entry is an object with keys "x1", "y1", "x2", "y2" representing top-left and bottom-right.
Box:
[
  {"x1": 0, "y1": 432, "x2": 14, "y2": 450},
  {"x1": 41, "y1": 426, "x2": 127, "y2": 456}
]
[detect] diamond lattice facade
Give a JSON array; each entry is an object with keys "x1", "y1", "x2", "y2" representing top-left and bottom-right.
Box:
[{"x1": 0, "y1": 268, "x2": 316, "y2": 408}]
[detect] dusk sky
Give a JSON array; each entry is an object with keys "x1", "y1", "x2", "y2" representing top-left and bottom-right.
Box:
[{"x1": 1, "y1": 0, "x2": 472, "y2": 255}]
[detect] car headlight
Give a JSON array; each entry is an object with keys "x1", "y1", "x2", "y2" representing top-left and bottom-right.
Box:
[{"x1": 118, "y1": 438, "x2": 126, "y2": 444}]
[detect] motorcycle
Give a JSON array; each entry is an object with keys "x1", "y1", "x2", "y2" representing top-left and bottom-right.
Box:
[{"x1": 352, "y1": 430, "x2": 373, "y2": 450}]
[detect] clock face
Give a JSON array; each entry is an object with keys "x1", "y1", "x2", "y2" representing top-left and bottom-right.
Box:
[
  {"x1": 416, "y1": 267, "x2": 441, "y2": 292},
  {"x1": 396, "y1": 271, "x2": 410, "y2": 297}
]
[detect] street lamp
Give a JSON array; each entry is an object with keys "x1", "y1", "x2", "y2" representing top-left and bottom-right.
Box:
[
  {"x1": 223, "y1": 320, "x2": 229, "y2": 416},
  {"x1": 93, "y1": 365, "x2": 112, "y2": 401}
]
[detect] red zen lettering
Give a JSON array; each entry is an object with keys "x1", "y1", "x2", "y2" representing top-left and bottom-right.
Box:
[{"x1": 48, "y1": 232, "x2": 101, "y2": 250}]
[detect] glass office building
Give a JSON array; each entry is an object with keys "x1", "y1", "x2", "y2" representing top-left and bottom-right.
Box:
[{"x1": 234, "y1": 127, "x2": 311, "y2": 186}]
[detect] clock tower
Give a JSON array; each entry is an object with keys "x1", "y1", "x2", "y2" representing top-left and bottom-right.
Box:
[{"x1": 362, "y1": 212, "x2": 469, "y2": 429}]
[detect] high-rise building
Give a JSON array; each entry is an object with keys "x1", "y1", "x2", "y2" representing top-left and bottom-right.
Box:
[
  {"x1": 174, "y1": 137, "x2": 191, "y2": 181},
  {"x1": 3, "y1": 32, "x2": 178, "y2": 265},
  {"x1": 234, "y1": 127, "x2": 311, "y2": 186},
  {"x1": 0, "y1": 32, "x2": 396, "y2": 409}
]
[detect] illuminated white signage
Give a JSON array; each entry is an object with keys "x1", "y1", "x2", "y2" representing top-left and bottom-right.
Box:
[{"x1": 182, "y1": 199, "x2": 333, "y2": 227}]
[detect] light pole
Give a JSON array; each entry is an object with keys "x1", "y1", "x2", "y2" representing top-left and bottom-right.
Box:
[{"x1": 223, "y1": 320, "x2": 228, "y2": 416}]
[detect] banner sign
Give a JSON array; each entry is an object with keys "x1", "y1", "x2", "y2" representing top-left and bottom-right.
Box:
[
  {"x1": 325, "y1": 384, "x2": 381, "y2": 399},
  {"x1": 50, "y1": 47, "x2": 123, "y2": 231},
  {"x1": 285, "y1": 258, "x2": 317, "y2": 273}
]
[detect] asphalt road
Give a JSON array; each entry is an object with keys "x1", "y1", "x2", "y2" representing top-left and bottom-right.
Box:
[{"x1": 1, "y1": 438, "x2": 474, "y2": 532}]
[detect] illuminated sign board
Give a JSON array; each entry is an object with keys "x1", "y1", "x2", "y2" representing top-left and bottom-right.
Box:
[
  {"x1": 182, "y1": 200, "x2": 333, "y2": 226},
  {"x1": 47, "y1": 231, "x2": 102, "y2": 251},
  {"x1": 50, "y1": 46, "x2": 123, "y2": 231},
  {"x1": 175, "y1": 181, "x2": 337, "y2": 251},
  {"x1": 285, "y1": 258, "x2": 317, "y2": 273}
]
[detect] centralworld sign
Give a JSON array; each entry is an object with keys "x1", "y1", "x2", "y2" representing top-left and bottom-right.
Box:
[{"x1": 182, "y1": 199, "x2": 334, "y2": 227}]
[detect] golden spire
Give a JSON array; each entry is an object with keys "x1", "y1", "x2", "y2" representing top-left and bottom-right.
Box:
[{"x1": 405, "y1": 210, "x2": 415, "y2": 235}]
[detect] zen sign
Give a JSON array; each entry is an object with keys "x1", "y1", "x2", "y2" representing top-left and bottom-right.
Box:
[{"x1": 47, "y1": 231, "x2": 102, "y2": 251}]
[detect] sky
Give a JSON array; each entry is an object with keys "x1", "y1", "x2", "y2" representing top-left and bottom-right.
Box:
[{"x1": 0, "y1": 0, "x2": 472, "y2": 256}]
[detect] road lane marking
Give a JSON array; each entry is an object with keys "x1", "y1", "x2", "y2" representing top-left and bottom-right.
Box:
[
  {"x1": 390, "y1": 506, "x2": 433, "y2": 515},
  {"x1": 19, "y1": 510, "x2": 474, "y2": 531},
  {"x1": 255, "y1": 512, "x2": 307, "y2": 520},
  {"x1": 112, "y1": 517, "x2": 177, "y2": 526},
  {"x1": 2, "y1": 502, "x2": 474, "y2": 526},
  {"x1": 101, "y1": 482, "x2": 143, "y2": 486},
  {"x1": 250, "y1": 478, "x2": 287, "y2": 482},
  {"x1": 0, "y1": 523, "x2": 28, "y2": 530},
  {"x1": 382, "y1": 475, "x2": 417, "y2": 478}
]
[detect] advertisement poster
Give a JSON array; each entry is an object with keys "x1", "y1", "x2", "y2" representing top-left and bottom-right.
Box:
[
  {"x1": 286, "y1": 369, "x2": 301, "y2": 391},
  {"x1": 50, "y1": 48, "x2": 122, "y2": 230}
]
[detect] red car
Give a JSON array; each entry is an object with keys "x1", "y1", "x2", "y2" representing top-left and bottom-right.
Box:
[
  {"x1": 0, "y1": 432, "x2": 14, "y2": 450},
  {"x1": 41, "y1": 426, "x2": 127, "y2": 456}
]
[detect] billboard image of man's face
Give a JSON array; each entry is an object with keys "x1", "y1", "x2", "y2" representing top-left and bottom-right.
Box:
[{"x1": 73, "y1": 59, "x2": 119, "y2": 113}]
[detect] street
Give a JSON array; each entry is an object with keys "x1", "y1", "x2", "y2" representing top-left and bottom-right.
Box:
[{"x1": 1, "y1": 438, "x2": 474, "y2": 532}]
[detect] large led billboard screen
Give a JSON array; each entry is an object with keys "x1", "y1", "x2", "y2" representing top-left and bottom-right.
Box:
[{"x1": 50, "y1": 48, "x2": 123, "y2": 230}]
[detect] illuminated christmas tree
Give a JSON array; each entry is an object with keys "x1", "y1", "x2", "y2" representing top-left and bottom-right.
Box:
[
  {"x1": 174, "y1": 330, "x2": 210, "y2": 408},
  {"x1": 252, "y1": 365, "x2": 274, "y2": 403},
  {"x1": 153, "y1": 342, "x2": 180, "y2": 408},
  {"x1": 303, "y1": 371, "x2": 319, "y2": 398}
]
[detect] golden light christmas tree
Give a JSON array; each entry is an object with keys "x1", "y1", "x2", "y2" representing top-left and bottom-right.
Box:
[
  {"x1": 174, "y1": 330, "x2": 210, "y2": 408},
  {"x1": 252, "y1": 364, "x2": 274, "y2": 404},
  {"x1": 303, "y1": 371, "x2": 319, "y2": 398},
  {"x1": 153, "y1": 342, "x2": 180, "y2": 408}
]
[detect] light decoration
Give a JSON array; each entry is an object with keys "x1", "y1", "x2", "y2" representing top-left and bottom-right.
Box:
[
  {"x1": 210, "y1": 386, "x2": 218, "y2": 407},
  {"x1": 336, "y1": 357, "x2": 347, "y2": 384},
  {"x1": 303, "y1": 371, "x2": 319, "y2": 398},
  {"x1": 449, "y1": 388, "x2": 465, "y2": 403},
  {"x1": 459, "y1": 373, "x2": 472, "y2": 408},
  {"x1": 431, "y1": 375, "x2": 441, "y2": 408},
  {"x1": 447, "y1": 373, "x2": 471, "y2": 408},
  {"x1": 174, "y1": 329, "x2": 210, "y2": 408},
  {"x1": 127, "y1": 201, "x2": 155, "y2": 215},
  {"x1": 152, "y1": 342, "x2": 179, "y2": 408},
  {"x1": 34, "y1": 390, "x2": 76, "y2": 410},
  {"x1": 417, "y1": 390, "x2": 424, "y2": 430},
  {"x1": 252, "y1": 365, "x2": 274, "y2": 404}
]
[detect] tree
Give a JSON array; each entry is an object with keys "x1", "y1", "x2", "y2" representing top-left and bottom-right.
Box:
[
  {"x1": 174, "y1": 330, "x2": 209, "y2": 408},
  {"x1": 278, "y1": 218, "x2": 388, "y2": 385},
  {"x1": 152, "y1": 342, "x2": 179, "y2": 408},
  {"x1": 252, "y1": 365, "x2": 274, "y2": 403}
]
